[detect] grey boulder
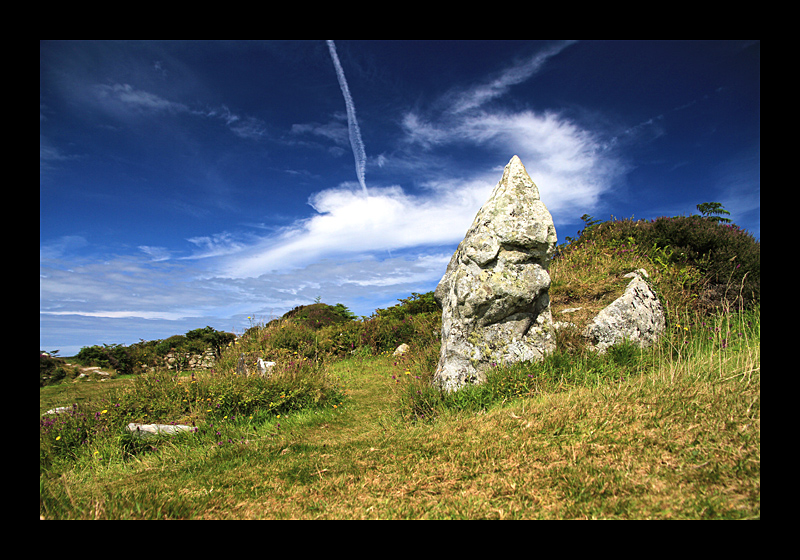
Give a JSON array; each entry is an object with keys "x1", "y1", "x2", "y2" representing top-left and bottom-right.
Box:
[
  {"x1": 582, "y1": 269, "x2": 665, "y2": 353},
  {"x1": 433, "y1": 156, "x2": 558, "y2": 392}
]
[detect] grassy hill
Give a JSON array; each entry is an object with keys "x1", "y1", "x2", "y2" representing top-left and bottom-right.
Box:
[{"x1": 40, "y1": 212, "x2": 760, "y2": 519}]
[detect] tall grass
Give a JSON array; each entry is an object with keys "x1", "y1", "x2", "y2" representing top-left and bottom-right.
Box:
[{"x1": 40, "y1": 360, "x2": 346, "y2": 474}]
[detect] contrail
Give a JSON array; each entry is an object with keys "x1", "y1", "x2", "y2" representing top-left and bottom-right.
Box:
[{"x1": 326, "y1": 40, "x2": 368, "y2": 196}]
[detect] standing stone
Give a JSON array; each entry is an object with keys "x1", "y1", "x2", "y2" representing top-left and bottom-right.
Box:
[
  {"x1": 433, "y1": 156, "x2": 558, "y2": 392},
  {"x1": 582, "y1": 269, "x2": 665, "y2": 353}
]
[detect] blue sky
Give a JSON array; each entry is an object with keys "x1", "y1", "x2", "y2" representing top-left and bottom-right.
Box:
[{"x1": 40, "y1": 40, "x2": 760, "y2": 355}]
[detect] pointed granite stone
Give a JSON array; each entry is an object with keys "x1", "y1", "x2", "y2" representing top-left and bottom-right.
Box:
[{"x1": 433, "y1": 156, "x2": 557, "y2": 392}]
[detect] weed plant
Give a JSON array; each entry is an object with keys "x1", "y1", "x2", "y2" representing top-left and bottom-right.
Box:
[{"x1": 40, "y1": 360, "x2": 346, "y2": 473}]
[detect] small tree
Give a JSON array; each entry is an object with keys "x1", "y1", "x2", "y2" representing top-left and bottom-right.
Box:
[{"x1": 696, "y1": 202, "x2": 732, "y2": 224}]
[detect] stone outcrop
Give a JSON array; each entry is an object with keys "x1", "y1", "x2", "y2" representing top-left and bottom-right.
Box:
[
  {"x1": 582, "y1": 269, "x2": 665, "y2": 353},
  {"x1": 433, "y1": 156, "x2": 558, "y2": 392},
  {"x1": 164, "y1": 349, "x2": 217, "y2": 371}
]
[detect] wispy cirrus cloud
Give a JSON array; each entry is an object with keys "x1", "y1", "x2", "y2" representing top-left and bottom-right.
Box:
[
  {"x1": 40, "y1": 235, "x2": 89, "y2": 260},
  {"x1": 444, "y1": 40, "x2": 578, "y2": 114},
  {"x1": 183, "y1": 232, "x2": 246, "y2": 260},
  {"x1": 92, "y1": 83, "x2": 189, "y2": 114},
  {"x1": 138, "y1": 245, "x2": 172, "y2": 262},
  {"x1": 396, "y1": 42, "x2": 622, "y2": 221},
  {"x1": 291, "y1": 118, "x2": 349, "y2": 147},
  {"x1": 90, "y1": 82, "x2": 267, "y2": 139}
]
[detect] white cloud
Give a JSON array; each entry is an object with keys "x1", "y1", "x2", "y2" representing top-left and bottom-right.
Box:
[
  {"x1": 184, "y1": 232, "x2": 245, "y2": 260},
  {"x1": 40, "y1": 235, "x2": 89, "y2": 260},
  {"x1": 90, "y1": 83, "x2": 267, "y2": 139},
  {"x1": 216, "y1": 181, "x2": 490, "y2": 278},
  {"x1": 462, "y1": 110, "x2": 623, "y2": 211},
  {"x1": 445, "y1": 41, "x2": 578, "y2": 114},
  {"x1": 400, "y1": 113, "x2": 450, "y2": 149},
  {"x1": 93, "y1": 83, "x2": 189, "y2": 114},
  {"x1": 40, "y1": 309, "x2": 194, "y2": 321},
  {"x1": 398, "y1": 108, "x2": 621, "y2": 219},
  {"x1": 291, "y1": 118, "x2": 349, "y2": 146},
  {"x1": 226, "y1": 115, "x2": 267, "y2": 139},
  {"x1": 138, "y1": 245, "x2": 171, "y2": 261}
]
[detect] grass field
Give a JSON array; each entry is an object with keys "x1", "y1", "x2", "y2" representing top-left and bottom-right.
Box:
[{"x1": 39, "y1": 306, "x2": 759, "y2": 519}]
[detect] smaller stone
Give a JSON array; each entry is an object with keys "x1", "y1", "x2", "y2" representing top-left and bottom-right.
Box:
[
  {"x1": 582, "y1": 269, "x2": 665, "y2": 353},
  {"x1": 126, "y1": 423, "x2": 196, "y2": 438},
  {"x1": 393, "y1": 343, "x2": 410, "y2": 356},
  {"x1": 44, "y1": 406, "x2": 73, "y2": 415}
]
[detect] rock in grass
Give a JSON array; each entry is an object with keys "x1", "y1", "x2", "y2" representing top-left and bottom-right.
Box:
[
  {"x1": 433, "y1": 155, "x2": 557, "y2": 392},
  {"x1": 126, "y1": 423, "x2": 196, "y2": 438},
  {"x1": 44, "y1": 406, "x2": 74, "y2": 415},
  {"x1": 582, "y1": 269, "x2": 665, "y2": 353}
]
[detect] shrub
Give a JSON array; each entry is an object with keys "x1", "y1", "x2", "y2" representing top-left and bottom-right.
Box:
[
  {"x1": 372, "y1": 292, "x2": 440, "y2": 321},
  {"x1": 556, "y1": 212, "x2": 759, "y2": 313},
  {"x1": 74, "y1": 343, "x2": 135, "y2": 375},
  {"x1": 264, "y1": 320, "x2": 320, "y2": 359},
  {"x1": 40, "y1": 353, "x2": 71, "y2": 387},
  {"x1": 233, "y1": 297, "x2": 441, "y2": 363},
  {"x1": 184, "y1": 326, "x2": 236, "y2": 357},
  {"x1": 280, "y1": 303, "x2": 356, "y2": 330},
  {"x1": 72, "y1": 327, "x2": 237, "y2": 376},
  {"x1": 646, "y1": 216, "x2": 759, "y2": 310},
  {"x1": 355, "y1": 312, "x2": 440, "y2": 355}
]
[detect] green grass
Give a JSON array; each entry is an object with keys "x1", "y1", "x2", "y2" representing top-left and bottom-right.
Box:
[{"x1": 39, "y1": 307, "x2": 759, "y2": 519}]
